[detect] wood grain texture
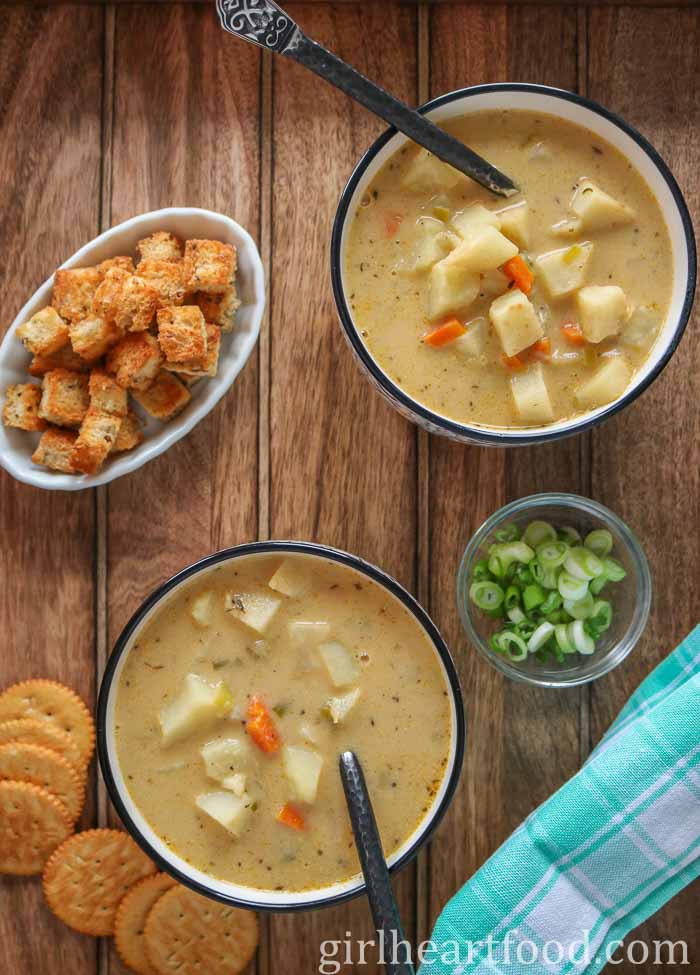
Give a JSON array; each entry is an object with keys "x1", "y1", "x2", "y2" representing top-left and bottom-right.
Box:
[
  {"x1": 586, "y1": 7, "x2": 700, "y2": 970},
  {"x1": 0, "y1": 6, "x2": 102, "y2": 972},
  {"x1": 268, "y1": 3, "x2": 418, "y2": 972},
  {"x1": 426, "y1": 0, "x2": 585, "y2": 927}
]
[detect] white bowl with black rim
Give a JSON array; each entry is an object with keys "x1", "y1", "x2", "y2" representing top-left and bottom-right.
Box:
[
  {"x1": 330, "y1": 83, "x2": 696, "y2": 447},
  {"x1": 97, "y1": 540, "x2": 465, "y2": 911}
]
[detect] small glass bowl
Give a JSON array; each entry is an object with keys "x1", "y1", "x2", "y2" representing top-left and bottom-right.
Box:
[{"x1": 457, "y1": 493, "x2": 652, "y2": 687}]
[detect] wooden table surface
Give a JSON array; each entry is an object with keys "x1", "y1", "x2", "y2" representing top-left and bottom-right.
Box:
[{"x1": 1, "y1": 2, "x2": 698, "y2": 973}]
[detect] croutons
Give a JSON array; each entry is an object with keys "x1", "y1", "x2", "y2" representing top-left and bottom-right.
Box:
[
  {"x1": 70, "y1": 408, "x2": 122, "y2": 474},
  {"x1": 157, "y1": 306, "x2": 207, "y2": 364},
  {"x1": 137, "y1": 260, "x2": 186, "y2": 307},
  {"x1": 38, "y1": 369, "x2": 89, "y2": 428},
  {"x1": 31, "y1": 427, "x2": 77, "y2": 473},
  {"x1": 28, "y1": 345, "x2": 90, "y2": 376},
  {"x1": 69, "y1": 315, "x2": 122, "y2": 362},
  {"x1": 110, "y1": 410, "x2": 143, "y2": 453},
  {"x1": 106, "y1": 332, "x2": 162, "y2": 391},
  {"x1": 183, "y1": 240, "x2": 236, "y2": 294},
  {"x1": 99, "y1": 256, "x2": 134, "y2": 277},
  {"x1": 52, "y1": 267, "x2": 100, "y2": 323},
  {"x1": 194, "y1": 286, "x2": 240, "y2": 333},
  {"x1": 137, "y1": 232, "x2": 183, "y2": 263},
  {"x1": 166, "y1": 323, "x2": 221, "y2": 379},
  {"x1": 16, "y1": 307, "x2": 70, "y2": 357},
  {"x1": 88, "y1": 369, "x2": 128, "y2": 417},
  {"x1": 131, "y1": 370, "x2": 191, "y2": 421},
  {"x1": 93, "y1": 268, "x2": 158, "y2": 332},
  {"x1": 2, "y1": 383, "x2": 47, "y2": 432}
]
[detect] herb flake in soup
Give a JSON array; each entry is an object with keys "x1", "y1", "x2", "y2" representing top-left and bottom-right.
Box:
[
  {"x1": 343, "y1": 110, "x2": 673, "y2": 428},
  {"x1": 115, "y1": 553, "x2": 452, "y2": 893}
]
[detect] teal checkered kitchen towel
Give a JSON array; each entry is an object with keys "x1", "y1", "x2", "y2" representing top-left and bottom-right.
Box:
[{"x1": 420, "y1": 624, "x2": 700, "y2": 975}]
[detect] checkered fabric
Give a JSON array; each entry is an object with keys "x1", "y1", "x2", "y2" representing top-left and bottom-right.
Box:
[{"x1": 420, "y1": 624, "x2": 700, "y2": 975}]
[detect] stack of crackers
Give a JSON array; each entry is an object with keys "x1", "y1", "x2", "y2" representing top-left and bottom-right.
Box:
[{"x1": 2, "y1": 232, "x2": 240, "y2": 476}]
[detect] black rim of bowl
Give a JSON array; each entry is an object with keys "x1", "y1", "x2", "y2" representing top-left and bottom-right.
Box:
[
  {"x1": 97, "y1": 540, "x2": 466, "y2": 913},
  {"x1": 330, "y1": 82, "x2": 697, "y2": 446}
]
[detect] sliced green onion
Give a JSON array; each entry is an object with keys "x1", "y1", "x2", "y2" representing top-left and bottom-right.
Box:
[
  {"x1": 473, "y1": 559, "x2": 492, "y2": 582},
  {"x1": 555, "y1": 624, "x2": 576, "y2": 654},
  {"x1": 523, "y1": 520, "x2": 557, "y2": 548},
  {"x1": 589, "y1": 575, "x2": 608, "y2": 596},
  {"x1": 495, "y1": 523, "x2": 520, "y2": 543},
  {"x1": 504, "y1": 585, "x2": 520, "y2": 611},
  {"x1": 558, "y1": 571, "x2": 589, "y2": 601},
  {"x1": 569, "y1": 620, "x2": 595, "y2": 655},
  {"x1": 589, "y1": 599, "x2": 613, "y2": 633},
  {"x1": 523, "y1": 583, "x2": 545, "y2": 612},
  {"x1": 584, "y1": 529, "x2": 613, "y2": 558},
  {"x1": 558, "y1": 525, "x2": 582, "y2": 545},
  {"x1": 469, "y1": 581, "x2": 504, "y2": 611},
  {"x1": 513, "y1": 564, "x2": 534, "y2": 586},
  {"x1": 527, "y1": 621, "x2": 555, "y2": 653},
  {"x1": 603, "y1": 557, "x2": 627, "y2": 582},
  {"x1": 540, "y1": 591, "x2": 562, "y2": 615},
  {"x1": 493, "y1": 631, "x2": 528, "y2": 662},
  {"x1": 507, "y1": 606, "x2": 526, "y2": 624},
  {"x1": 563, "y1": 591, "x2": 595, "y2": 620},
  {"x1": 536, "y1": 540, "x2": 569, "y2": 569},
  {"x1": 564, "y1": 546, "x2": 605, "y2": 581}
]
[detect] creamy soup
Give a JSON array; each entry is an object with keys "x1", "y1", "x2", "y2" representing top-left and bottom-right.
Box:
[
  {"x1": 344, "y1": 110, "x2": 673, "y2": 428},
  {"x1": 115, "y1": 553, "x2": 452, "y2": 892}
]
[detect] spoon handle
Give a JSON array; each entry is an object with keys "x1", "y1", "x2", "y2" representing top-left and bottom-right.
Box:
[{"x1": 339, "y1": 751, "x2": 416, "y2": 975}]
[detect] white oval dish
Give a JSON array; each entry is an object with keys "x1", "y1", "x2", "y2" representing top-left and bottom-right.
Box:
[{"x1": 0, "y1": 207, "x2": 265, "y2": 490}]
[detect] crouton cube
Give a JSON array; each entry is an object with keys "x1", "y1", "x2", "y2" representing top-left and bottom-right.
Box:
[
  {"x1": 88, "y1": 369, "x2": 128, "y2": 417},
  {"x1": 137, "y1": 259, "x2": 186, "y2": 307},
  {"x1": 451, "y1": 204, "x2": 501, "y2": 240},
  {"x1": 2, "y1": 383, "x2": 47, "y2": 431},
  {"x1": 427, "y1": 260, "x2": 480, "y2": 321},
  {"x1": 16, "y1": 307, "x2": 70, "y2": 357},
  {"x1": 32, "y1": 427, "x2": 77, "y2": 473},
  {"x1": 194, "y1": 285, "x2": 240, "y2": 333},
  {"x1": 69, "y1": 408, "x2": 122, "y2": 474},
  {"x1": 131, "y1": 370, "x2": 191, "y2": 421},
  {"x1": 444, "y1": 226, "x2": 518, "y2": 274},
  {"x1": 536, "y1": 242, "x2": 593, "y2": 299},
  {"x1": 183, "y1": 240, "x2": 237, "y2": 294},
  {"x1": 496, "y1": 201, "x2": 530, "y2": 248},
  {"x1": 38, "y1": 369, "x2": 89, "y2": 428},
  {"x1": 157, "y1": 306, "x2": 207, "y2": 364},
  {"x1": 110, "y1": 410, "x2": 143, "y2": 453},
  {"x1": 575, "y1": 356, "x2": 631, "y2": 410},
  {"x1": 28, "y1": 345, "x2": 90, "y2": 377},
  {"x1": 93, "y1": 268, "x2": 159, "y2": 332},
  {"x1": 401, "y1": 148, "x2": 464, "y2": 193},
  {"x1": 570, "y1": 179, "x2": 635, "y2": 232},
  {"x1": 510, "y1": 363, "x2": 554, "y2": 424},
  {"x1": 489, "y1": 290, "x2": 544, "y2": 357},
  {"x1": 576, "y1": 285, "x2": 628, "y2": 343},
  {"x1": 52, "y1": 268, "x2": 100, "y2": 323},
  {"x1": 165, "y1": 323, "x2": 221, "y2": 379},
  {"x1": 137, "y1": 231, "x2": 183, "y2": 263},
  {"x1": 99, "y1": 256, "x2": 134, "y2": 277},
  {"x1": 69, "y1": 315, "x2": 122, "y2": 362},
  {"x1": 106, "y1": 332, "x2": 162, "y2": 391}
]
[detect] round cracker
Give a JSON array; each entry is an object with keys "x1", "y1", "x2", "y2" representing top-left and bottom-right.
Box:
[
  {"x1": 42, "y1": 829, "x2": 156, "y2": 936},
  {"x1": 0, "y1": 718, "x2": 84, "y2": 771},
  {"x1": 0, "y1": 680, "x2": 95, "y2": 768},
  {"x1": 144, "y1": 885, "x2": 259, "y2": 975},
  {"x1": 0, "y1": 742, "x2": 85, "y2": 823},
  {"x1": 115, "y1": 873, "x2": 177, "y2": 975},
  {"x1": 0, "y1": 780, "x2": 73, "y2": 875}
]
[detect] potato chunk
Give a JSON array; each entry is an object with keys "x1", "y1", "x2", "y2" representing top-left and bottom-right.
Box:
[
  {"x1": 427, "y1": 260, "x2": 479, "y2": 321},
  {"x1": 451, "y1": 204, "x2": 501, "y2": 240},
  {"x1": 324, "y1": 688, "x2": 361, "y2": 725},
  {"x1": 496, "y1": 201, "x2": 530, "y2": 248},
  {"x1": 268, "y1": 559, "x2": 313, "y2": 598},
  {"x1": 200, "y1": 738, "x2": 250, "y2": 783},
  {"x1": 409, "y1": 218, "x2": 458, "y2": 273},
  {"x1": 287, "y1": 620, "x2": 331, "y2": 646},
  {"x1": 224, "y1": 591, "x2": 282, "y2": 634},
  {"x1": 570, "y1": 179, "x2": 634, "y2": 231},
  {"x1": 536, "y1": 243, "x2": 593, "y2": 298},
  {"x1": 576, "y1": 285, "x2": 628, "y2": 343},
  {"x1": 453, "y1": 317, "x2": 486, "y2": 358},
  {"x1": 489, "y1": 290, "x2": 544, "y2": 358},
  {"x1": 621, "y1": 305, "x2": 660, "y2": 348},
  {"x1": 575, "y1": 357, "x2": 631, "y2": 410},
  {"x1": 510, "y1": 362, "x2": 554, "y2": 424},
  {"x1": 190, "y1": 590, "x2": 214, "y2": 627},
  {"x1": 401, "y1": 148, "x2": 464, "y2": 193},
  {"x1": 159, "y1": 673, "x2": 234, "y2": 746},
  {"x1": 444, "y1": 226, "x2": 518, "y2": 274},
  {"x1": 196, "y1": 791, "x2": 253, "y2": 837},
  {"x1": 282, "y1": 746, "x2": 323, "y2": 804},
  {"x1": 319, "y1": 641, "x2": 360, "y2": 688}
]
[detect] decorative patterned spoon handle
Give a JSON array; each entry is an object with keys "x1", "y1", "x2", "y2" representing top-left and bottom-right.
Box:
[{"x1": 215, "y1": 0, "x2": 518, "y2": 198}]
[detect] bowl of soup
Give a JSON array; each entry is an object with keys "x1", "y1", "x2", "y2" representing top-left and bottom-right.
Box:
[
  {"x1": 97, "y1": 541, "x2": 464, "y2": 910},
  {"x1": 331, "y1": 84, "x2": 695, "y2": 445}
]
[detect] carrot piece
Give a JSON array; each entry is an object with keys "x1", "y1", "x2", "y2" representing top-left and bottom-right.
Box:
[
  {"x1": 502, "y1": 255, "x2": 534, "y2": 295},
  {"x1": 423, "y1": 318, "x2": 467, "y2": 348},
  {"x1": 530, "y1": 337, "x2": 552, "y2": 361},
  {"x1": 500, "y1": 352, "x2": 525, "y2": 371},
  {"x1": 277, "y1": 803, "x2": 305, "y2": 831},
  {"x1": 246, "y1": 695, "x2": 281, "y2": 753},
  {"x1": 384, "y1": 213, "x2": 403, "y2": 238},
  {"x1": 560, "y1": 321, "x2": 587, "y2": 346}
]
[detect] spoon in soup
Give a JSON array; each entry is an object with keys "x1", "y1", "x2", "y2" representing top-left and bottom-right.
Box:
[
  {"x1": 215, "y1": 0, "x2": 518, "y2": 198},
  {"x1": 339, "y1": 751, "x2": 416, "y2": 975}
]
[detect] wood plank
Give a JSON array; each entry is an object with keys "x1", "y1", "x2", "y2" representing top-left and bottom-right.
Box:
[
  {"x1": 426, "y1": 1, "x2": 583, "y2": 930},
  {"x1": 587, "y1": 7, "x2": 700, "y2": 971},
  {"x1": 268, "y1": 3, "x2": 418, "y2": 971},
  {"x1": 107, "y1": 4, "x2": 261, "y2": 972},
  {"x1": 0, "y1": 6, "x2": 103, "y2": 973}
]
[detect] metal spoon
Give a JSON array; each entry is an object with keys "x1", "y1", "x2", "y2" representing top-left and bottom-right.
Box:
[
  {"x1": 216, "y1": 0, "x2": 518, "y2": 198},
  {"x1": 339, "y1": 751, "x2": 416, "y2": 975}
]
